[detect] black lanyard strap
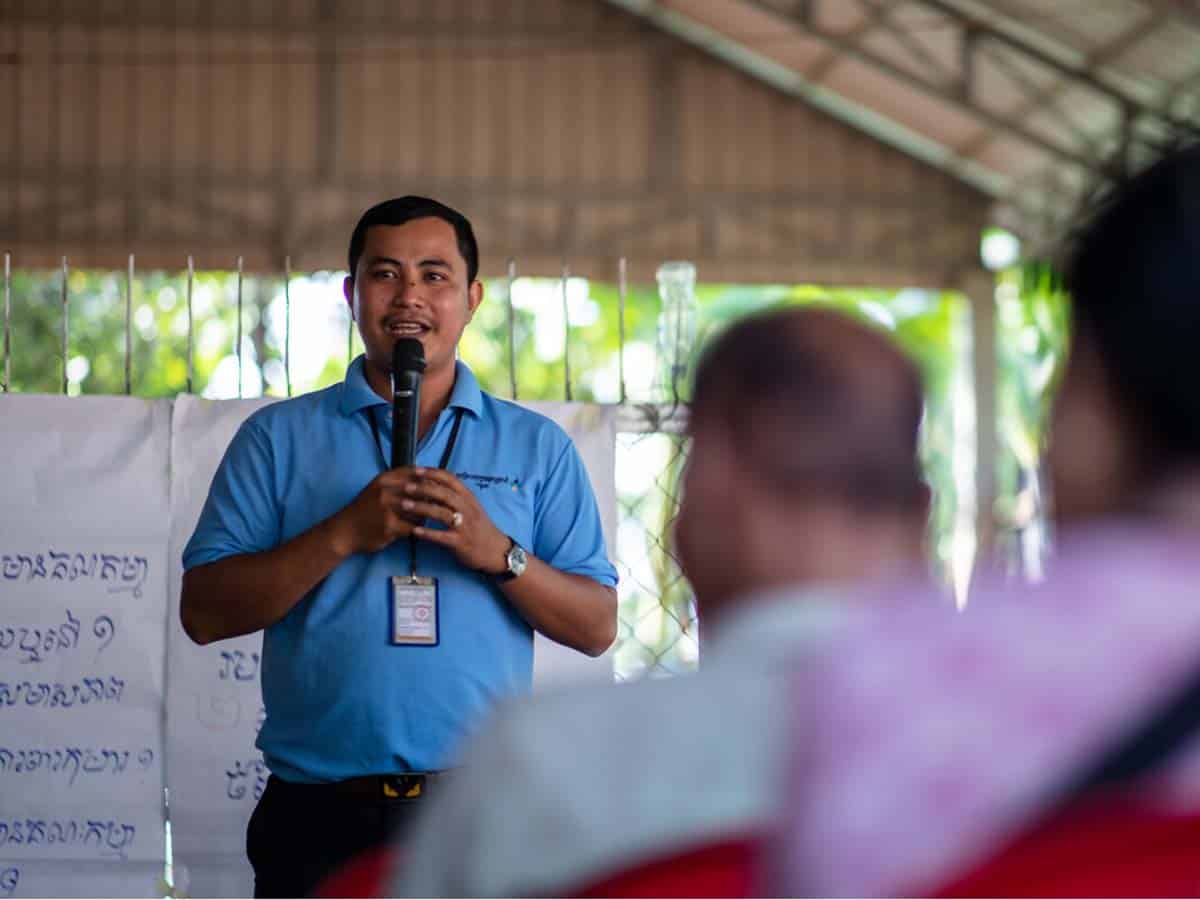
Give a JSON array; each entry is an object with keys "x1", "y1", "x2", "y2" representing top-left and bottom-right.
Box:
[
  {"x1": 438, "y1": 408, "x2": 465, "y2": 472},
  {"x1": 368, "y1": 406, "x2": 464, "y2": 473},
  {"x1": 368, "y1": 406, "x2": 465, "y2": 577}
]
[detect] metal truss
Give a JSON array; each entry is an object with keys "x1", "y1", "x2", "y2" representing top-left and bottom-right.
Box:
[{"x1": 612, "y1": 0, "x2": 1200, "y2": 248}]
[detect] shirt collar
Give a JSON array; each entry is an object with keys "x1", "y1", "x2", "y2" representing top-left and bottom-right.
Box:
[
  {"x1": 446, "y1": 360, "x2": 484, "y2": 418},
  {"x1": 338, "y1": 355, "x2": 483, "y2": 419},
  {"x1": 338, "y1": 355, "x2": 384, "y2": 416}
]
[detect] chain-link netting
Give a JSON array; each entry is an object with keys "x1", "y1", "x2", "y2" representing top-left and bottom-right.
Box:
[{"x1": 612, "y1": 430, "x2": 698, "y2": 681}]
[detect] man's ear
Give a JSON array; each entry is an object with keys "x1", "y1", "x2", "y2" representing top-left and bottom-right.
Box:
[
  {"x1": 467, "y1": 279, "x2": 484, "y2": 318},
  {"x1": 343, "y1": 276, "x2": 355, "y2": 320}
]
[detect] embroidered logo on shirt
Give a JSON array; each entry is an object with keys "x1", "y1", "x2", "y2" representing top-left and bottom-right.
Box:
[{"x1": 457, "y1": 472, "x2": 520, "y2": 492}]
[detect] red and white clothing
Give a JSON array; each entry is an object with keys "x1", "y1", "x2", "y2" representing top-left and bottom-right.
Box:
[{"x1": 774, "y1": 523, "x2": 1200, "y2": 896}]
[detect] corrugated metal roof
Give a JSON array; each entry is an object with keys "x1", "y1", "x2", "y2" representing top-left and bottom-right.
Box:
[{"x1": 607, "y1": 0, "x2": 1200, "y2": 248}]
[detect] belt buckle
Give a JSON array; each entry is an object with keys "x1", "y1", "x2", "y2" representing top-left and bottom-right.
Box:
[{"x1": 381, "y1": 774, "x2": 425, "y2": 800}]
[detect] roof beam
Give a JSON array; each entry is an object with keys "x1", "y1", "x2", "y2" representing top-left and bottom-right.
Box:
[
  {"x1": 858, "y1": 0, "x2": 960, "y2": 86},
  {"x1": 807, "y1": 0, "x2": 899, "y2": 84},
  {"x1": 603, "y1": 0, "x2": 1010, "y2": 199},
  {"x1": 1138, "y1": 0, "x2": 1200, "y2": 32},
  {"x1": 972, "y1": 42, "x2": 1103, "y2": 154},
  {"x1": 738, "y1": 0, "x2": 1106, "y2": 175},
  {"x1": 957, "y1": 8, "x2": 1169, "y2": 159},
  {"x1": 911, "y1": 0, "x2": 1197, "y2": 135}
]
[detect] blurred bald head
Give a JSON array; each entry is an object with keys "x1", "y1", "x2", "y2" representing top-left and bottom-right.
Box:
[
  {"x1": 692, "y1": 307, "x2": 926, "y2": 511},
  {"x1": 676, "y1": 307, "x2": 929, "y2": 625}
]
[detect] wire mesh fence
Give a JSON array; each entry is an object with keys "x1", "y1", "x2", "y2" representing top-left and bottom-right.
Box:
[{"x1": 613, "y1": 430, "x2": 697, "y2": 680}]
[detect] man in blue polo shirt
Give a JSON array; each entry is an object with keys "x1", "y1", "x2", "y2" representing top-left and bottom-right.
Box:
[{"x1": 180, "y1": 196, "x2": 618, "y2": 898}]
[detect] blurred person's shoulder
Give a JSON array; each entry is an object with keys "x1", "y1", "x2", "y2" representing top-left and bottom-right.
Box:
[{"x1": 401, "y1": 591, "x2": 872, "y2": 897}]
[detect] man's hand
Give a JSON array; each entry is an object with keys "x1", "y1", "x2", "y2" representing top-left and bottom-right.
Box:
[
  {"x1": 402, "y1": 468, "x2": 511, "y2": 574},
  {"x1": 328, "y1": 466, "x2": 615, "y2": 657},
  {"x1": 329, "y1": 468, "x2": 423, "y2": 556}
]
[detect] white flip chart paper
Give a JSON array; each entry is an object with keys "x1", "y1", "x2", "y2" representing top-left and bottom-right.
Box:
[
  {"x1": 524, "y1": 402, "x2": 618, "y2": 689},
  {"x1": 165, "y1": 396, "x2": 275, "y2": 893},
  {"x1": 0, "y1": 395, "x2": 170, "y2": 877}
]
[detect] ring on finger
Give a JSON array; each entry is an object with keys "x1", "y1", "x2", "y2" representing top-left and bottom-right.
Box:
[{"x1": 451, "y1": 511, "x2": 463, "y2": 529}]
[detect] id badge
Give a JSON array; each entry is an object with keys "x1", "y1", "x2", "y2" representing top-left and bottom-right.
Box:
[{"x1": 391, "y1": 576, "x2": 439, "y2": 646}]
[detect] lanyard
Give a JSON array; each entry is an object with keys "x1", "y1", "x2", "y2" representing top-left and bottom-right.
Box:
[{"x1": 369, "y1": 406, "x2": 465, "y2": 577}]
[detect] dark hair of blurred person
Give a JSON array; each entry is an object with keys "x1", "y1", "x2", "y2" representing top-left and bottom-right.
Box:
[{"x1": 1051, "y1": 143, "x2": 1200, "y2": 524}]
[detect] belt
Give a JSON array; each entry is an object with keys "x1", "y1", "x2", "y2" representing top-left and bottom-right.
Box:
[{"x1": 271, "y1": 771, "x2": 449, "y2": 802}]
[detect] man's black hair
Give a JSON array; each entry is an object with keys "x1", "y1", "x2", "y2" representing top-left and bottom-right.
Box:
[
  {"x1": 347, "y1": 196, "x2": 480, "y2": 283},
  {"x1": 1064, "y1": 143, "x2": 1200, "y2": 465}
]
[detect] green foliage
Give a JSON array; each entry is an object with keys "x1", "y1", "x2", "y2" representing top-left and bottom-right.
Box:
[
  {"x1": 2, "y1": 268, "x2": 287, "y2": 397},
  {"x1": 996, "y1": 262, "x2": 1071, "y2": 470},
  {"x1": 460, "y1": 277, "x2": 662, "y2": 404},
  {"x1": 993, "y1": 261, "x2": 1071, "y2": 567}
]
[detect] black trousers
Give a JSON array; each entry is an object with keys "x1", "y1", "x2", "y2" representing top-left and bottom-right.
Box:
[{"x1": 247, "y1": 775, "x2": 425, "y2": 899}]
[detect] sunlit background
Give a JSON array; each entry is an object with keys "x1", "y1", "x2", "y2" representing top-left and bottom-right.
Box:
[{"x1": 1, "y1": 247, "x2": 1068, "y2": 677}]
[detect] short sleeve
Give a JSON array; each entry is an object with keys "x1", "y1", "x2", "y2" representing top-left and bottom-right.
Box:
[
  {"x1": 531, "y1": 441, "x2": 618, "y2": 587},
  {"x1": 182, "y1": 417, "x2": 282, "y2": 570}
]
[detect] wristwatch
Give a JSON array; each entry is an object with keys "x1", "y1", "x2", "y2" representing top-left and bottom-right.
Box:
[{"x1": 496, "y1": 537, "x2": 528, "y2": 583}]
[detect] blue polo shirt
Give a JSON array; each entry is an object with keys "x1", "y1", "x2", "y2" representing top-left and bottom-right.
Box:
[{"x1": 183, "y1": 357, "x2": 617, "y2": 782}]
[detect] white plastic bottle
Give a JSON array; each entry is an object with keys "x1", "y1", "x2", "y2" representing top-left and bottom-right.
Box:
[{"x1": 655, "y1": 261, "x2": 697, "y2": 404}]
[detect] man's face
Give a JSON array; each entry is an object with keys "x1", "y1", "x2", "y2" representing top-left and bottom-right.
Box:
[{"x1": 343, "y1": 217, "x2": 482, "y2": 379}]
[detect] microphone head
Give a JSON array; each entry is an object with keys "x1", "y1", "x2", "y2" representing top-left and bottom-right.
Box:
[{"x1": 392, "y1": 337, "x2": 426, "y2": 374}]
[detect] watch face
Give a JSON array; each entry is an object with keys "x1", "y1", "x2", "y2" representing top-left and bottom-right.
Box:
[{"x1": 507, "y1": 543, "x2": 528, "y2": 577}]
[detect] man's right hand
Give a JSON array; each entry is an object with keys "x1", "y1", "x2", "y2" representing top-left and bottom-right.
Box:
[
  {"x1": 183, "y1": 469, "x2": 453, "y2": 645},
  {"x1": 328, "y1": 468, "x2": 432, "y2": 556}
]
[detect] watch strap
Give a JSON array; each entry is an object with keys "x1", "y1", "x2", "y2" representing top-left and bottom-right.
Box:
[{"x1": 495, "y1": 536, "x2": 524, "y2": 583}]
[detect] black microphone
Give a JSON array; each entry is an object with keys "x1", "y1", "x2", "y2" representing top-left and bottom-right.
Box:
[{"x1": 391, "y1": 338, "x2": 426, "y2": 469}]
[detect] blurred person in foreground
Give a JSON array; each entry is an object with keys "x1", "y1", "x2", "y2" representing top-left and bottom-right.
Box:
[
  {"x1": 774, "y1": 142, "x2": 1200, "y2": 897},
  {"x1": 379, "y1": 306, "x2": 935, "y2": 897}
]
